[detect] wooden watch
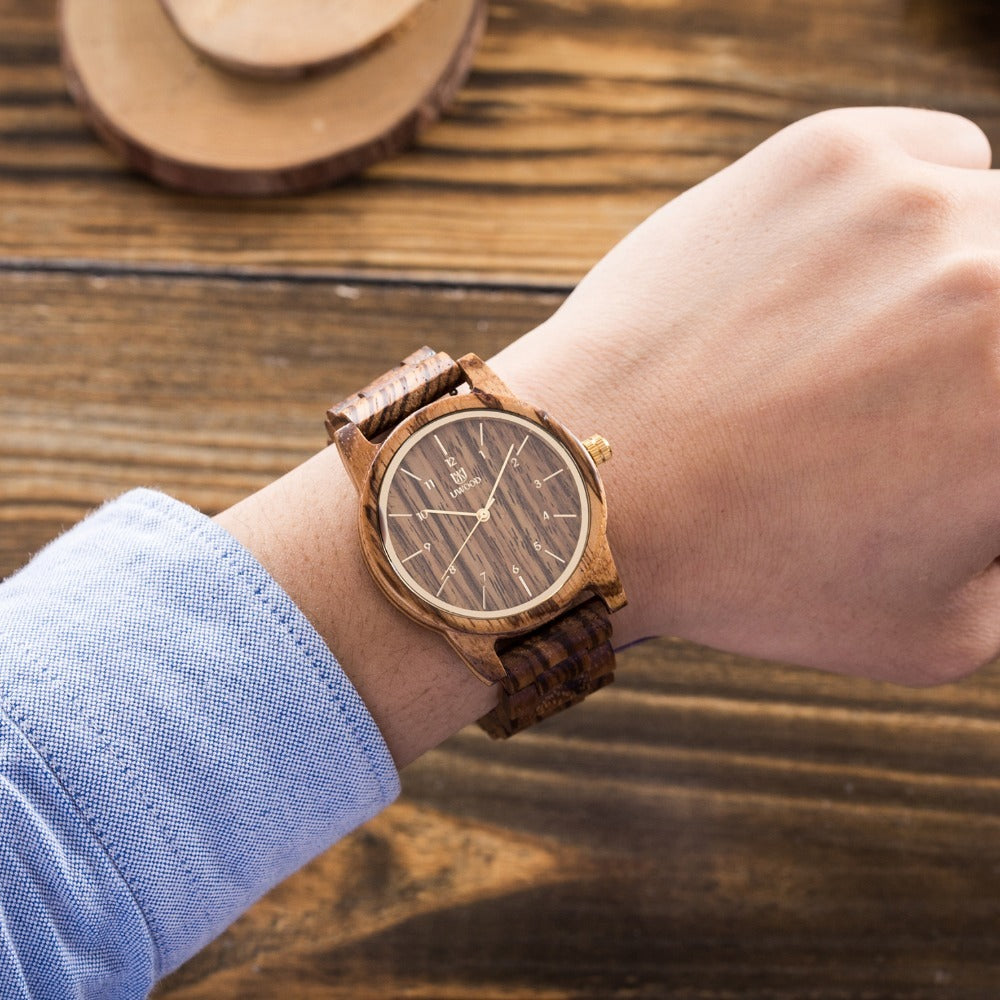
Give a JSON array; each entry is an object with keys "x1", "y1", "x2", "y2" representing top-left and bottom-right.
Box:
[{"x1": 326, "y1": 347, "x2": 626, "y2": 738}]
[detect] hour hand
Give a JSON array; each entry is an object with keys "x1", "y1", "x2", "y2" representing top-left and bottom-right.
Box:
[{"x1": 420, "y1": 508, "x2": 479, "y2": 518}]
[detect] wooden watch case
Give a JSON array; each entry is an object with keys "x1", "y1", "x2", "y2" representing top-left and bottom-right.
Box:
[{"x1": 332, "y1": 357, "x2": 626, "y2": 686}]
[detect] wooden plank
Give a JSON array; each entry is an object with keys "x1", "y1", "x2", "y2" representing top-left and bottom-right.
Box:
[
  {"x1": 5, "y1": 0, "x2": 1000, "y2": 282},
  {"x1": 5, "y1": 268, "x2": 1000, "y2": 996},
  {"x1": 0, "y1": 269, "x2": 561, "y2": 569}
]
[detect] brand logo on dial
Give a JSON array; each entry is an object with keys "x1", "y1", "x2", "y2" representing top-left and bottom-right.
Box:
[
  {"x1": 450, "y1": 467, "x2": 468, "y2": 485},
  {"x1": 448, "y1": 475, "x2": 482, "y2": 498}
]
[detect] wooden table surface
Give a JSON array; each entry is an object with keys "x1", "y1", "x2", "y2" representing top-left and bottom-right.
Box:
[{"x1": 5, "y1": 1, "x2": 1000, "y2": 997}]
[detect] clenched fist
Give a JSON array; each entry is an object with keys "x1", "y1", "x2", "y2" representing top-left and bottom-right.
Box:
[{"x1": 493, "y1": 106, "x2": 1000, "y2": 686}]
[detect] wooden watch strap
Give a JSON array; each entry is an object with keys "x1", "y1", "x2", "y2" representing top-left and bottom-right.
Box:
[
  {"x1": 325, "y1": 346, "x2": 465, "y2": 442},
  {"x1": 477, "y1": 596, "x2": 615, "y2": 739}
]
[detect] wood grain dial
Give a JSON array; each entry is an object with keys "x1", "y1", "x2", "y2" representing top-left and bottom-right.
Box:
[{"x1": 378, "y1": 409, "x2": 591, "y2": 619}]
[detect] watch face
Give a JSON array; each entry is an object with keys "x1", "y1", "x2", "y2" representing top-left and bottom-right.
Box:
[{"x1": 377, "y1": 409, "x2": 591, "y2": 619}]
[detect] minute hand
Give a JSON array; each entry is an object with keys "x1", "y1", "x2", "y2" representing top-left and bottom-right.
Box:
[{"x1": 484, "y1": 442, "x2": 516, "y2": 511}]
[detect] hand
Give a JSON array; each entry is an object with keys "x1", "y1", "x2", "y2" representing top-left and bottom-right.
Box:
[{"x1": 490, "y1": 107, "x2": 1000, "y2": 686}]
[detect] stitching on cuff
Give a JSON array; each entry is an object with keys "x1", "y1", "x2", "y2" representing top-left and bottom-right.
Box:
[{"x1": 179, "y1": 497, "x2": 400, "y2": 807}]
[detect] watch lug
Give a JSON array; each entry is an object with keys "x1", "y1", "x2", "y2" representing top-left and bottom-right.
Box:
[
  {"x1": 444, "y1": 631, "x2": 506, "y2": 687},
  {"x1": 333, "y1": 423, "x2": 378, "y2": 492},
  {"x1": 596, "y1": 578, "x2": 628, "y2": 614},
  {"x1": 591, "y1": 543, "x2": 628, "y2": 613},
  {"x1": 457, "y1": 353, "x2": 513, "y2": 397}
]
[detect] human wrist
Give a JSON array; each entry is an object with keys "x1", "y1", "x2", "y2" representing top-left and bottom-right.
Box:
[{"x1": 487, "y1": 320, "x2": 720, "y2": 648}]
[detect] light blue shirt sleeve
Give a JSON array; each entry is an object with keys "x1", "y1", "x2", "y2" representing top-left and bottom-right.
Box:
[{"x1": 0, "y1": 489, "x2": 401, "y2": 998}]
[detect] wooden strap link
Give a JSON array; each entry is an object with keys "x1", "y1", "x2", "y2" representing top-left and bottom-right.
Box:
[
  {"x1": 478, "y1": 597, "x2": 615, "y2": 739},
  {"x1": 326, "y1": 346, "x2": 465, "y2": 442}
]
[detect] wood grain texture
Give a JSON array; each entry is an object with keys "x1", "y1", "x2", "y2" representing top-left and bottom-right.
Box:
[
  {"x1": 326, "y1": 346, "x2": 464, "y2": 441},
  {"x1": 328, "y1": 345, "x2": 624, "y2": 732},
  {"x1": 1, "y1": 0, "x2": 1000, "y2": 280},
  {"x1": 159, "y1": 0, "x2": 428, "y2": 78},
  {"x1": 482, "y1": 594, "x2": 616, "y2": 738},
  {"x1": 0, "y1": 270, "x2": 557, "y2": 571},
  {"x1": 329, "y1": 345, "x2": 621, "y2": 736},
  {"x1": 61, "y1": 0, "x2": 487, "y2": 195},
  {"x1": 7, "y1": 0, "x2": 1000, "y2": 996},
  {"x1": 348, "y1": 386, "x2": 622, "y2": 652}
]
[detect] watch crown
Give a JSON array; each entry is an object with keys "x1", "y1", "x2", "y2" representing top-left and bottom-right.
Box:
[{"x1": 581, "y1": 433, "x2": 612, "y2": 466}]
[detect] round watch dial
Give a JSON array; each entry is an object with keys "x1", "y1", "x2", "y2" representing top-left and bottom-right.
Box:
[{"x1": 378, "y1": 409, "x2": 591, "y2": 619}]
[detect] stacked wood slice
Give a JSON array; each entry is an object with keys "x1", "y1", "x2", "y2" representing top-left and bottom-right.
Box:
[{"x1": 59, "y1": 0, "x2": 487, "y2": 195}]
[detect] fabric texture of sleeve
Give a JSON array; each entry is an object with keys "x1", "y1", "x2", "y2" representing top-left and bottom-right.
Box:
[{"x1": 0, "y1": 489, "x2": 401, "y2": 999}]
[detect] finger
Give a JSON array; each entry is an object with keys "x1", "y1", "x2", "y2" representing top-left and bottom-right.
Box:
[{"x1": 839, "y1": 106, "x2": 992, "y2": 170}]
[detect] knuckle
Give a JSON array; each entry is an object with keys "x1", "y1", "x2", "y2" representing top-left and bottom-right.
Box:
[
  {"x1": 926, "y1": 252, "x2": 1000, "y2": 382},
  {"x1": 774, "y1": 111, "x2": 874, "y2": 182},
  {"x1": 933, "y1": 251, "x2": 1000, "y2": 305},
  {"x1": 875, "y1": 174, "x2": 958, "y2": 233}
]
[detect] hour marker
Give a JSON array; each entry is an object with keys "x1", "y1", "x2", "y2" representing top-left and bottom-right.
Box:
[
  {"x1": 400, "y1": 468, "x2": 421, "y2": 481},
  {"x1": 519, "y1": 575, "x2": 533, "y2": 597},
  {"x1": 544, "y1": 549, "x2": 566, "y2": 564},
  {"x1": 401, "y1": 548, "x2": 425, "y2": 564},
  {"x1": 388, "y1": 512, "x2": 413, "y2": 518},
  {"x1": 542, "y1": 468, "x2": 564, "y2": 482},
  {"x1": 434, "y1": 434, "x2": 448, "y2": 455},
  {"x1": 553, "y1": 513, "x2": 577, "y2": 518},
  {"x1": 482, "y1": 584, "x2": 487, "y2": 609},
  {"x1": 516, "y1": 434, "x2": 529, "y2": 456},
  {"x1": 479, "y1": 423, "x2": 484, "y2": 447}
]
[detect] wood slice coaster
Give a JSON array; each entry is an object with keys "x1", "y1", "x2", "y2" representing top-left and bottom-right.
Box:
[
  {"x1": 60, "y1": 0, "x2": 486, "y2": 196},
  {"x1": 159, "y1": 0, "x2": 427, "y2": 78}
]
